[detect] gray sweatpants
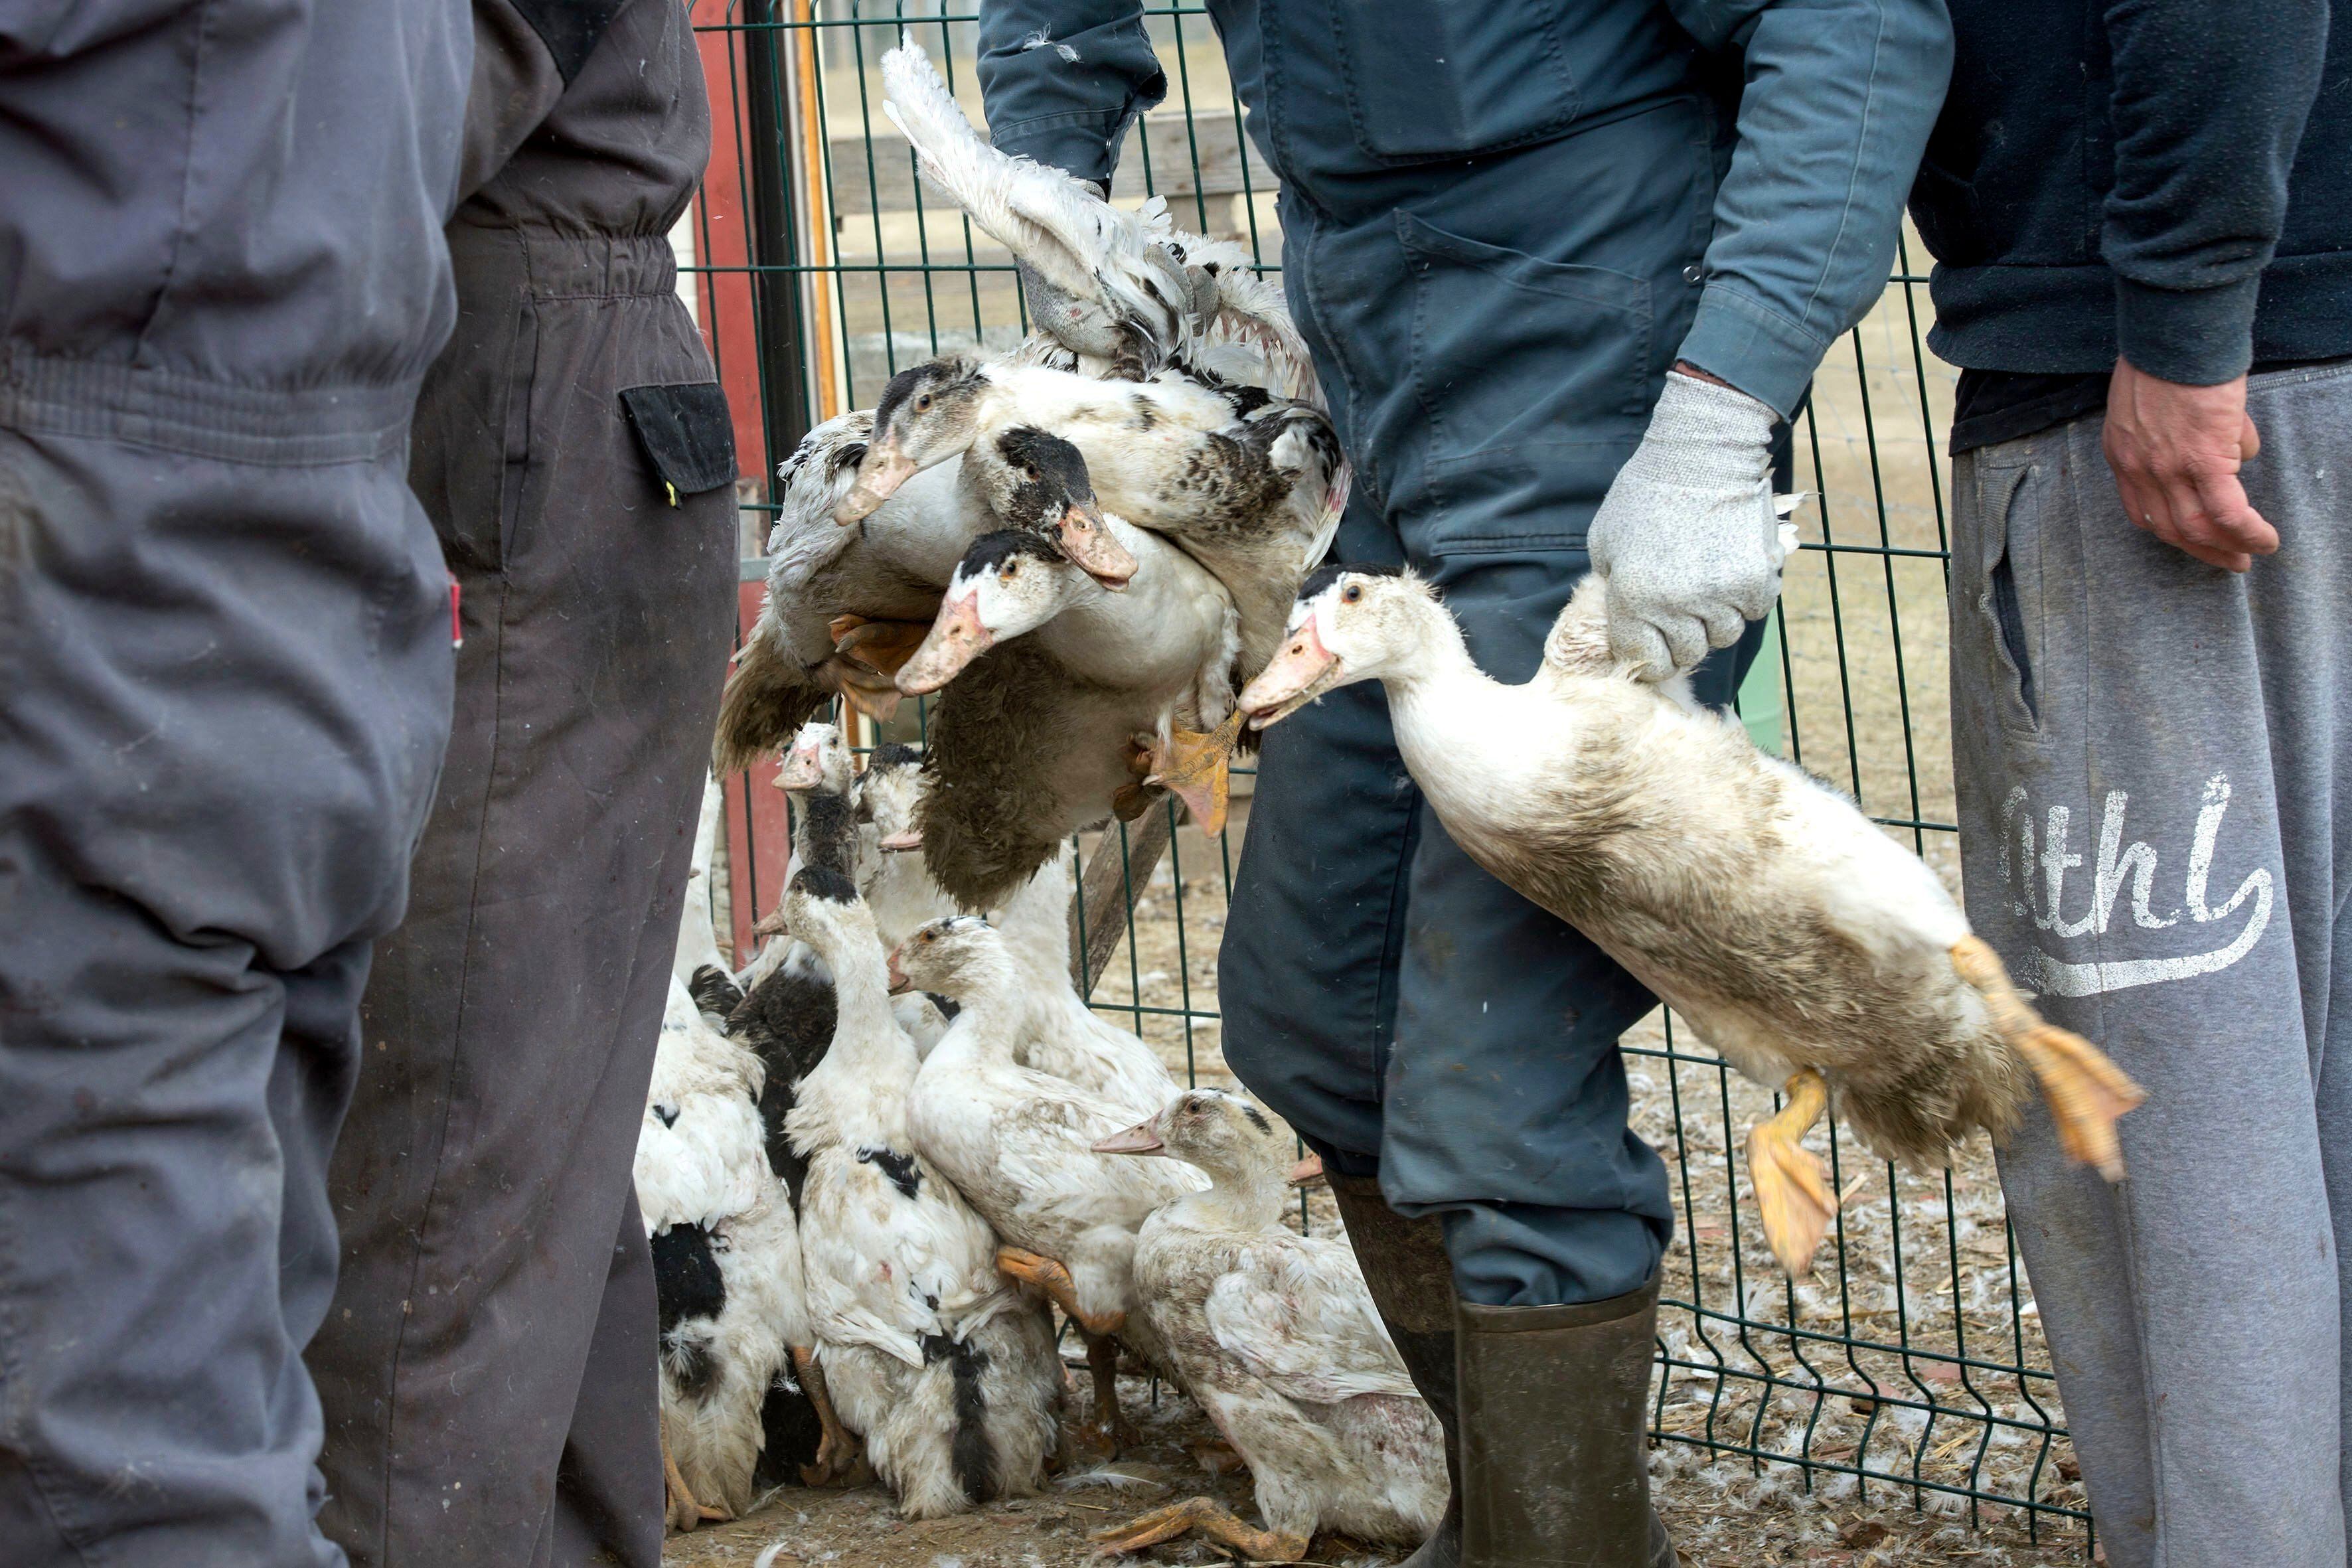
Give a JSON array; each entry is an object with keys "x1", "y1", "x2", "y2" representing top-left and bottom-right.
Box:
[{"x1": 1949, "y1": 362, "x2": 2352, "y2": 1567}]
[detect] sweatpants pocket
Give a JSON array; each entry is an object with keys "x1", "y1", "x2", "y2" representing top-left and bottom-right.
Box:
[{"x1": 1958, "y1": 455, "x2": 2045, "y2": 738}]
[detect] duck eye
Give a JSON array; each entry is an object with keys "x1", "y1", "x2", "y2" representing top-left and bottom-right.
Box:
[
  {"x1": 1342, "y1": 584, "x2": 1363, "y2": 603},
  {"x1": 915, "y1": 393, "x2": 934, "y2": 413}
]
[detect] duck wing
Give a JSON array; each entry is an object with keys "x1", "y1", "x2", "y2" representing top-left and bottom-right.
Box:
[
  {"x1": 882, "y1": 40, "x2": 1191, "y2": 372},
  {"x1": 1203, "y1": 1237, "x2": 1421, "y2": 1404}
]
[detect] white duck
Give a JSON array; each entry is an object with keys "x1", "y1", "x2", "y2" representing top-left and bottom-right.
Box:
[
  {"x1": 1090, "y1": 1088, "x2": 1448, "y2": 1561},
  {"x1": 879, "y1": 39, "x2": 1319, "y2": 399},
  {"x1": 637, "y1": 975, "x2": 856, "y2": 1527},
  {"x1": 1236, "y1": 566, "x2": 2146, "y2": 1275},
  {"x1": 714, "y1": 413, "x2": 1134, "y2": 770},
  {"x1": 894, "y1": 914, "x2": 1207, "y2": 1452},
  {"x1": 892, "y1": 518, "x2": 1243, "y2": 905},
  {"x1": 780, "y1": 866, "x2": 1061, "y2": 1516}
]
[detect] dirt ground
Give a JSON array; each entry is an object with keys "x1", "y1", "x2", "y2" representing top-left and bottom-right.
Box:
[{"x1": 662, "y1": 1366, "x2": 2090, "y2": 1568}]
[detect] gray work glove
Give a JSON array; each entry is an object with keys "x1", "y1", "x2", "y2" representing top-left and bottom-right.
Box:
[{"x1": 1587, "y1": 370, "x2": 1786, "y2": 682}]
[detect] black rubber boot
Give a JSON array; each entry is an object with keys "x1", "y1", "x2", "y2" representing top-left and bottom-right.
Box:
[
  {"x1": 1458, "y1": 1275, "x2": 1679, "y2": 1568},
  {"x1": 1328, "y1": 1175, "x2": 1460, "y2": 1568}
]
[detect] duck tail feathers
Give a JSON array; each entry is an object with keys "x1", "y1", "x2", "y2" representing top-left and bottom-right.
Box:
[{"x1": 713, "y1": 624, "x2": 826, "y2": 775}]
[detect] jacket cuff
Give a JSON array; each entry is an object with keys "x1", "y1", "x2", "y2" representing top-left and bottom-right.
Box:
[
  {"x1": 2113, "y1": 274, "x2": 2260, "y2": 386},
  {"x1": 1674, "y1": 284, "x2": 1828, "y2": 422},
  {"x1": 986, "y1": 109, "x2": 1132, "y2": 187}
]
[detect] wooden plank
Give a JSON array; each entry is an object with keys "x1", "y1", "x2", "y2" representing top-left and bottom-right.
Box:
[
  {"x1": 724, "y1": 578, "x2": 795, "y2": 965},
  {"x1": 1068, "y1": 806, "x2": 1176, "y2": 998},
  {"x1": 825, "y1": 108, "x2": 1275, "y2": 219}
]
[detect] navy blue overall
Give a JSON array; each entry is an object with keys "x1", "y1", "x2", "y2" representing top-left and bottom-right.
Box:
[{"x1": 979, "y1": 0, "x2": 1948, "y2": 1306}]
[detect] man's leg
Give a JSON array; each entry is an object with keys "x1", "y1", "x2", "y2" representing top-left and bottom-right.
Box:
[
  {"x1": 1950, "y1": 371, "x2": 2352, "y2": 1567},
  {"x1": 0, "y1": 426, "x2": 451, "y2": 1567},
  {"x1": 308, "y1": 239, "x2": 737, "y2": 1568}
]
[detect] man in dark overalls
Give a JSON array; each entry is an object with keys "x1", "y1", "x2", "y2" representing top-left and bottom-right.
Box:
[
  {"x1": 303, "y1": 3, "x2": 738, "y2": 1565},
  {"x1": 979, "y1": 5, "x2": 1950, "y2": 1563},
  {"x1": 0, "y1": 5, "x2": 469, "y2": 1564}
]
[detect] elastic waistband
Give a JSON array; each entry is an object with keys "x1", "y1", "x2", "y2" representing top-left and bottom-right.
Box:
[
  {"x1": 447, "y1": 225, "x2": 682, "y2": 300},
  {"x1": 0, "y1": 345, "x2": 420, "y2": 467}
]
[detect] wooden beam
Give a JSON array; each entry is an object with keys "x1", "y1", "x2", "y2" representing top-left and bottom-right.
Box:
[
  {"x1": 826, "y1": 108, "x2": 1275, "y2": 219},
  {"x1": 1068, "y1": 805, "x2": 1176, "y2": 998}
]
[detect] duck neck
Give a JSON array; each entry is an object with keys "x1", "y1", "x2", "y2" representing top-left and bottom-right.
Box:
[
  {"x1": 1180, "y1": 1156, "x2": 1289, "y2": 1231},
  {"x1": 801, "y1": 936, "x2": 916, "y2": 1140},
  {"x1": 930, "y1": 949, "x2": 1026, "y2": 1065},
  {"x1": 1379, "y1": 607, "x2": 1493, "y2": 752}
]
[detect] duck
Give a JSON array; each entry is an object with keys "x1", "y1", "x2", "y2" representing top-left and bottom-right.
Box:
[
  {"x1": 893, "y1": 913, "x2": 1208, "y2": 1453},
  {"x1": 777, "y1": 864, "x2": 1063, "y2": 1516},
  {"x1": 637, "y1": 974, "x2": 858, "y2": 1528},
  {"x1": 714, "y1": 413, "x2": 1135, "y2": 772},
  {"x1": 878, "y1": 39, "x2": 1319, "y2": 400},
  {"x1": 893, "y1": 516, "x2": 1243, "y2": 905},
  {"x1": 1235, "y1": 566, "x2": 2146, "y2": 1276},
  {"x1": 1088, "y1": 1088, "x2": 1449, "y2": 1561},
  {"x1": 836, "y1": 354, "x2": 1342, "y2": 688},
  {"x1": 847, "y1": 740, "x2": 957, "y2": 945}
]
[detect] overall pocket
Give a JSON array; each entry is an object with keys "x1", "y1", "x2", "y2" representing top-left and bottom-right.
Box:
[
  {"x1": 1328, "y1": 0, "x2": 1583, "y2": 163},
  {"x1": 1399, "y1": 212, "x2": 1651, "y2": 553},
  {"x1": 619, "y1": 382, "x2": 738, "y2": 505}
]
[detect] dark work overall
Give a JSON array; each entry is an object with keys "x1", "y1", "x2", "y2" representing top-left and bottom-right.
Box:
[
  {"x1": 303, "y1": 3, "x2": 739, "y2": 1564},
  {"x1": 0, "y1": 4, "x2": 469, "y2": 1564}
]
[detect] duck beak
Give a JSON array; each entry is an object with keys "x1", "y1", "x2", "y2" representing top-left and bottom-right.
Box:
[
  {"x1": 877, "y1": 827, "x2": 923, "y2": 852},
  {"x1": 1239, "y1": 613, "x2": 1342, "y2": 730},
  {"x1": 1058, "y1": 502, "x2": 1135, "y2": 590},
  {"x1": 1286, "y1": 1151, "x2": 1328, "y2": 1190},
  {"x1": 835, "y1": 441, "x2": 919, "y2": 524},
  {"x1": 896, "y1": 591, "x2": 992, "y2": 694},
  {"x1": 752, "y1": 906, "x2": 791, "y2": 940},
  {"x1": 1092, "y1": 1117, "x2": 1165, "y2": 1156},
  {"x1": 773, "y1": 743, "x2": 823, "y2": 791},
  {"x1": 885, "y1": 947, "x2": 913, "y2": 994}
]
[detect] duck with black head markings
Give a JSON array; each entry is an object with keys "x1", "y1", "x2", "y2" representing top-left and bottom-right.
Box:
[
  {"x1": 894, "y1": 914, "x2": 1207, "y2": 1460},
  {"x1": 1240, "y1": 567, "x2": 2142, "y2": 1281},
  {"x1": 834, "y1": 353, "x2": 1344, "y2": 678},
  {"x1": 780, "y1": 866, "x2": 1061, "y2": 1519},
  {"x1": 716, "y1": 411, "x2": 1136, "y2": 768}
]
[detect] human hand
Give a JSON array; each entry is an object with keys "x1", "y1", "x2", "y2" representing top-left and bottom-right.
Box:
[
  {"x1": 1588, "y1": 369, "x2": 1784, "y2": 680},
  {"x1": 2102, "y1": 360, "x2": 2276, "y2": 572}
]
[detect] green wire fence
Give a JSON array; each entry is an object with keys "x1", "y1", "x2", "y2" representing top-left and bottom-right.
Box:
[{"x1": 682, "y1": 1, "x2": 2094, "y2": 1555}]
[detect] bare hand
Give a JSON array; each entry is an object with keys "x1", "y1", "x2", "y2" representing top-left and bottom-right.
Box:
[{"x1": 2102, "y1": 360, "x2": 2276, "y2": 572}]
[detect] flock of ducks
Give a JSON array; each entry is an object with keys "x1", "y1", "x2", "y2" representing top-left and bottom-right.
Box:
[
  {"x1": 636, "y1": 35, "x2": 2148, "y2": 1559},
  {"x1": 648, "y1": 724, "x2": 1445, "y2": 1557}
]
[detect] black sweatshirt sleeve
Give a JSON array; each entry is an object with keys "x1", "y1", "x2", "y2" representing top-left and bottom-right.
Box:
[{"x1": 2102, "y1": 0, "x2": 2329, "y2": 384}]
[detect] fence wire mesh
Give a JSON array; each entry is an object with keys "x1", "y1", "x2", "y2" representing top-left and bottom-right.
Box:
[{"x1": 680, "y1": 1, "x2": 2095, "y2": 1555}]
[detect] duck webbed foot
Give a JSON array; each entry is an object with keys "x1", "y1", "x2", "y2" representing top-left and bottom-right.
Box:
[
  {"x1": 661, "y1": 1411, "x2": 732, "y2": 1533},
  {"x1": 824, "y1": 614, "x2": 934, "y2": 721},
  {"x1": 1089, "y1": 1497, "x2": 1308, "y2": 1561},
  {"x1": 1745, "y1": 1069, "x2": 1840, "y2": 1277},
  {"x1": 996, "y1": 1245, "x2": 1125, "y2": 1336},
  {"x1": 1142, "y1": 710, "x2": 1245, "y2": 835},
  {"x1": 791, "y1": 1344, "x2": 874, "y2": 1488},
  {"x1": 1950, "y1": 935, "x2": 2144, "y2": 1180}
]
